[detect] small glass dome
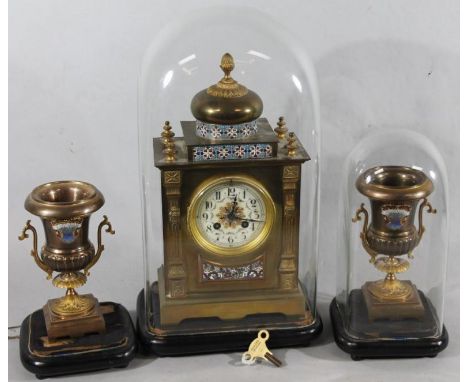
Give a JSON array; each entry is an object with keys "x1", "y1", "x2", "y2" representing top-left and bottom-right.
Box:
[
  {"x1": 136, "y1": 6, "x2": 321, "y2": 354},
  {"x1": 330, "y1": 128, "x2": 449, "y2": 360}
]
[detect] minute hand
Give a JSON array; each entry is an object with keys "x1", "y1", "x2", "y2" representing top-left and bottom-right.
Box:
[{"x1": 242, "y1": 218, "x2": 265, "y2": 223}]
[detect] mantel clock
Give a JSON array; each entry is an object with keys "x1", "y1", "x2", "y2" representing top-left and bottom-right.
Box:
[{"x1": 137, "y1": 53, "x2": 322, "y2": 354}]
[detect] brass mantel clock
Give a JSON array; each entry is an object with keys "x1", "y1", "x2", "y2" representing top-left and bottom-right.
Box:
[{"x1": 137, "y1": 53, "x2": 322, "y2": 354}]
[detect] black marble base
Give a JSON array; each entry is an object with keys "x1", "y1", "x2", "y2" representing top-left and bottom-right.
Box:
[
  {"x1": 19, "y1": 302, "x2": 137, "y2": 379},
  {"x1": 136, "y1": 286, "x2": 322, "y2": 356},
  {"x1": 329, "y1": 291, "x2": 449, "y2": 360}
]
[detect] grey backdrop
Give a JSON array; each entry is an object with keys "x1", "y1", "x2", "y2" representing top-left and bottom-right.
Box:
[{"x1": 9, "y1": 0, "x2": 459, "y2": 381}]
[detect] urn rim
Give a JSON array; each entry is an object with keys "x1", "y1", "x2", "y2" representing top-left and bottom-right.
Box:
[
  {"x1": 25, "y1": 180, "x2": 105, "y2": 219},
  {"x1": 356, "y1": 166, "x2": 433, "y2": 201}
]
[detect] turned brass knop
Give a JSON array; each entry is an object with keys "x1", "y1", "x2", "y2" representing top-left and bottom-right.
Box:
[
  {"x1": 287, "y1": 132, "x2": 298, "y2": 157},
  {"x1": 161, "y1": 121, "x2": 176, "y2": 162},
  {"x1": 274, "y1": 116, "x2": 288, "y2": 140}
]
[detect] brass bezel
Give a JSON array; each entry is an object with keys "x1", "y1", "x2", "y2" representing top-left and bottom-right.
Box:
[{"x1": 187, "y1": 175, "x2": 276, "y2": 257}]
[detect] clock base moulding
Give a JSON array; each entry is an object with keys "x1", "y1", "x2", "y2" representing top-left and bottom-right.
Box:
[
  {"x1": 156, "y1": 266, "x2": 309, "y2": 326},
  {"x1": 135, "y1": 283, "x2": 323, "y2": 356}
]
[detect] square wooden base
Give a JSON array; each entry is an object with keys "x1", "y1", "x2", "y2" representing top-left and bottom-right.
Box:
[
  {"x1": 43, "y1": 294, "x2": 106, "y2": 340},
  {"x1": 362, "y1": 281, "x2": 425, "y2": 321},
  {"x1": 19, "y1": 302, "x2": 136, "y2": 379},
  {"x1": 329, "y1": 293, "x2": 448, "y2": 360}
]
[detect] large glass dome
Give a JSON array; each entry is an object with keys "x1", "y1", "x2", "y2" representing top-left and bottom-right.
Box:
[
  {"x1": 137, "y1": 6, "x2": 321, "y2": 354},
  {"x1": 331, "y1": 128, "x2": 449, "y2": 360}
]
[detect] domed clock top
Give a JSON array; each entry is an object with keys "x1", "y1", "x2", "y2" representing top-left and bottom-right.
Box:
[
  {"x1": 154, "y1": 53, "x2": 310, "y2": 165},
  {"x1": 190, "y1": 53, "x2": 263, "y2": 138}
]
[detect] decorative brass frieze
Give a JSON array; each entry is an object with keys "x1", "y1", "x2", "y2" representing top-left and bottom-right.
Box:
[
  {"x1": 279, "y1": 165, "x2": 301, "y2": 290},
  {"x1": 283, "y1": 165, "x2": 300, "y2": 179},
  {"x1": 201, "y1": 257, "x2": 265, "y2": 282},
  {"x1": 164, "y1": 170, "x2": 181, "y2": 184},
  {"x1": 279, "y1": 273, "x2": 295, "y2": 290},
  {"x1": 162, "y1": 170, "x2": 186, "y2": 298}
]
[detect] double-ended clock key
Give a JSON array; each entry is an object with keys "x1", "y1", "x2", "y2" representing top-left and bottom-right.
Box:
[{"x1": 241, "y1": 330, "x2": 282, "y2": 367}]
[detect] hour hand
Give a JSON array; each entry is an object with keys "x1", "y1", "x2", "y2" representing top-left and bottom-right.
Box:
[{"x1": 242, "y1": 218, "x2": 264, "y2": 223}]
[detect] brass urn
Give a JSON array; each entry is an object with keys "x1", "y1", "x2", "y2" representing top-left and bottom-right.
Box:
[
  {"x1": 19, "y1": 180, "x2": 114, "y2": 339},
  {"x1": 353, "y1": 166, "x2": 436, "y2": 320}
]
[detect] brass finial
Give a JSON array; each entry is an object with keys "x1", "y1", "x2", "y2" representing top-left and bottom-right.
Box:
[
  {"x1": 161, "y1": 121, "x2": 176, "y2": 161},
  {"x1": 161, "y1": 121, "x2": 174, "y2": 144},
  {"x1": 220, "y1": 53, "x2": 235, "y2": 78},
  {"x1": 190, "y1": 53, "x2": 263, "y2": 124},
  {"x1": 287, "y1": 132, "x2": 298, "y2": 157},
  {"x1": 207, "y1": 53, "x2": 248, "y2": 98},
  {"x1": 274, "y1": 116, "x2": 288, "y2": 139}
]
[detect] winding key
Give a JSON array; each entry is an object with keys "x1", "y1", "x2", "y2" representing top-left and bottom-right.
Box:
[{"x1": 241, "y1": 330, "x2": 282, "y2": 367}]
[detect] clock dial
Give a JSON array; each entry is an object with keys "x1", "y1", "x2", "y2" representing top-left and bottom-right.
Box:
[{"x1": 188, "y1": 176, "x2": 275, "y2": 255}]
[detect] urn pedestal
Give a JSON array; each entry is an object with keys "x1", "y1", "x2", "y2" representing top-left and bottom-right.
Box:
[
  {"x1": 329, "y1": 130, "x2": 450, "y2": 360},
  {"x1": 18, "y1": 181, "x2": 136, "y2": 378}
]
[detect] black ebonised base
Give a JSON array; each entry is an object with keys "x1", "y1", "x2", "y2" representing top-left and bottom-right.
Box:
[
  {"x1": 136, "y1": 286, "x2": 322, "y2": 356},
  {"x1": 19, "y1": 302, "x2": 137, "y2": 379},
  {"x1": 329, "y1": 293, "x2": 449, "y2": 360}
]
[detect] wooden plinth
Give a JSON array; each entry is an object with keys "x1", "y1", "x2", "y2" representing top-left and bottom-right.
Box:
[
  {"x1": 362, "y1": 281, "x2": 425, "y2": 321},
  {"x1": 19, "y1": 302, "x2": 136, "y2": 379},
  {"x1": 329, "y1": 293, "x2": 448, "y2": 360},
  {"x1": 43, "y1": 294, "x2": 106, "y2": 340},
  {"x1": 136, "y1": 284, "x2": 322, "y2": 356}
]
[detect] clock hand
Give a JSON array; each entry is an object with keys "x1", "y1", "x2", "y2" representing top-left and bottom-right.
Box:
[
  {"x1": 227, "y1": 196, "x2": 238, "y2": 220},
  {"x1": 242, "y1": 218, "x2": 265, "y2": 223}
]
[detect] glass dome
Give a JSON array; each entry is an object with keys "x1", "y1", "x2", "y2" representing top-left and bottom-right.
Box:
[
  {"x1": 330, "y1": 128, "x2": 449, "y2": 360},
  {"x1": 136, "y1": 6, "x2": 321, "y2": 355}
]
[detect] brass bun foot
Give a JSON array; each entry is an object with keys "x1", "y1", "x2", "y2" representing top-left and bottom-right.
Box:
[
  {"x1": 362, "y1": 281, "x2": 424, "y2": 321},
  {"x1": 43, "y1": 294, "x2": 105, "y2": 340}
]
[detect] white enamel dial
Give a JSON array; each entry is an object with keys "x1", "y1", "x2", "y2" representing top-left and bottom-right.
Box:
[{"x1": 194, "y1": 180, "x2": 267, "y2": 249}]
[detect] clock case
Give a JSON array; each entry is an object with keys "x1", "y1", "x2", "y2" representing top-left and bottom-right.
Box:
[
  {"x1": 137, "y1": 119, "x2": 320, "y2": 354},
  {"x1": 330, "y1": 129, "x2": 449, "y2": 360},
  {"x1": 136, "y1": 7, "x2": 322, "y2": 356}
]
